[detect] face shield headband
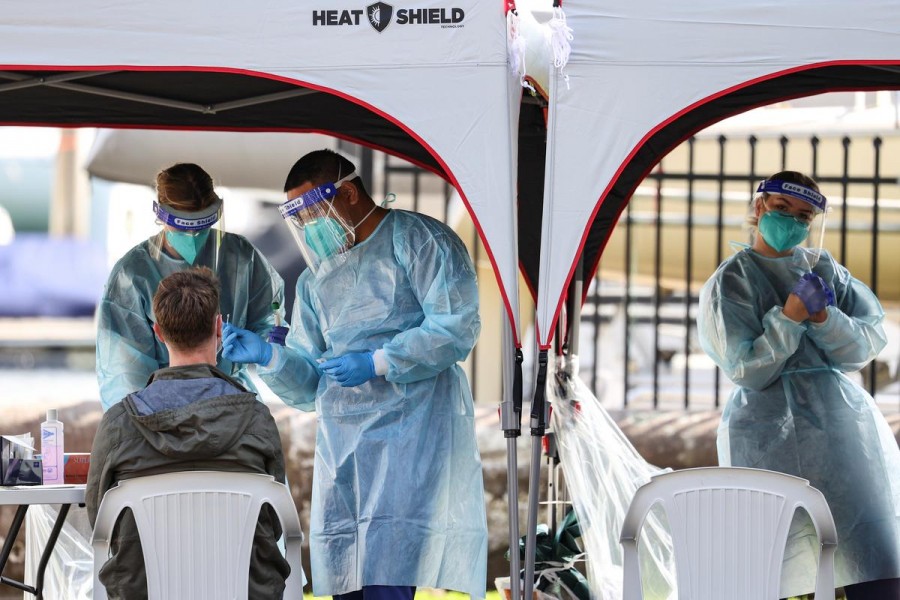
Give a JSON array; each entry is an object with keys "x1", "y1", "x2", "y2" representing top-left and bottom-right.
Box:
[
  {"x1": 278, "y1": 171, "x2": 357, "y2": 221},
  {"x1": 756, "y1": 180, "x2": 827, "y2": 212},
  {"x1": 154, "y1": 197, "x2": 223, "y2": 231}
]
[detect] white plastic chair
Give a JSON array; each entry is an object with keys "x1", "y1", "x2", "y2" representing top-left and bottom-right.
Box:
[
  {"x1": 620, "y1": 467, "x2": 837, "y2": 600},
  {"x1": 91, "y1": 471, "x2": 305, "y2": 600}
]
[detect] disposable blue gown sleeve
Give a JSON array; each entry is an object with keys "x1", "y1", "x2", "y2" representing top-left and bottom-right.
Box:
[
  {"x1": 258, "y1": 275, "x2": 322, "y2": 411},
  {"x1": 96, "y1": 275, "x2": 159, "y2": 411},
  {"x1": 381, "y1": 227, "x2": 481, "y2": 384},
  {"x1": 806, "y1": 273, "x2": 887, "y2": 372},
  {"x1": 698, "y1": 275, "x2": 806, "y2": 391}
]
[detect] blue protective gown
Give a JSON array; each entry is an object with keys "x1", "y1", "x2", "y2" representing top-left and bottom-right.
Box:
[
  {"x1": 698, "y1": 247, "x2": 900, "y2": 596},
  {"x1": 96, "y1": 232, "x2": 284, "y2": 410},
  {"x1": 259, "y1": 210, "x2": 487, "y2": 598}
]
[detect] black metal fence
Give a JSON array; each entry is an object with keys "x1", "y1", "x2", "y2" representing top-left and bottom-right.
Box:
[
  {"x1": 368, "y1": 133, "x2": 900, "y2": 412},
  {"x1": 587, "y1": 133, "x2": 900, "y2": 411}
]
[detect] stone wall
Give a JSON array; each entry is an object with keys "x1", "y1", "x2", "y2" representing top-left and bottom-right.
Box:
[{"x1": 2, "y1": 401, "x2": 898, "y2": 590}]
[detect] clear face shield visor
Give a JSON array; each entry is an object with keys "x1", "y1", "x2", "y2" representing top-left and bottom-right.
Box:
[
  {"x1": 278, "y1": 171, "x2": 357, "y2": 275},
  {"x1": 755, "y1": 179, "x2": 828, "y2": 267},
  {"x1": 151, "y1": 197, "x2": 225, "y2": 268}
]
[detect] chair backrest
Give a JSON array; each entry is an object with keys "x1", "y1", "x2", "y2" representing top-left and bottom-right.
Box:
[
  {"x1": 91, "y1": 471, "x2": 305, "y2": 600},
  {"x1": 620, "y1": 467, "x2": 837, "y2": 600}
]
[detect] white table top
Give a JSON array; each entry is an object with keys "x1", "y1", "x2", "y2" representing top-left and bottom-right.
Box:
[{"x1": 0, "y1": 484, "x2": 86, "y2": 505}]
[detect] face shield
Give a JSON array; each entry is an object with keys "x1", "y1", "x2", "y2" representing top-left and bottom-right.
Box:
[
  {"x1": 755, "y1": 179, "x2": 828, "y2": 267},
  {"x1": 150, "y1": 197, "x2": 225, "y2": 268},
  {"x1": 278, "y1": 171, "x2": 357, "y2": 276}
]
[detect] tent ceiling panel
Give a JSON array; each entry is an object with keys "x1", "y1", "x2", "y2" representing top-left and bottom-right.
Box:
[{"x1": 0, "y1": 70, "x2": 442, "y2": 174}]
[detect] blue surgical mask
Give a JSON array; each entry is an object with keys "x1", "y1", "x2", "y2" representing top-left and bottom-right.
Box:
[
  {"x1": 758, "y1": 211, "x2": 809, "y2": 252},
  {"x1": 165, "y1": 229, "x2": 210, "y2": 265},
  {"x1": 304, "y1": 217, "x2": 349, "y2": 259}
]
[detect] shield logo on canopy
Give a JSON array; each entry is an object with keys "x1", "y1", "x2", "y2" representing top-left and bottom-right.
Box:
[{"x1": 367, "y1": 2, "x2": 393, "y2": 33}]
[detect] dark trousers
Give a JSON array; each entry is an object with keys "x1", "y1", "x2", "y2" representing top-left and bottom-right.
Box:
[
  {"x1": 334, "y1": 586, "x2": 417, "y2": 600},
  {"x1": 843, "y1": 577, "x2": 900, "y2": 600}
]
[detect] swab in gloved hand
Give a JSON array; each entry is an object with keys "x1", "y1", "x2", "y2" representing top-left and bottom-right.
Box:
[{"x1": 222, "y1": 323, "x2": 273, "y2": 365}]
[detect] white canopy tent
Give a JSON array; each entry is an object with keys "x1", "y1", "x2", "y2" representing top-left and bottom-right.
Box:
[
  {"x1": 0, "y1": 0, "x2": 523, "y2": 344},
  {"x1": 533, "y1": 0, "x2": 900, "y2": 349},
  {"x1": 1, "y1": 1, "x2": 530, "y2": 596},
  {"x1": 516, "y1": 2, "x2": 900, "y2": 598}
]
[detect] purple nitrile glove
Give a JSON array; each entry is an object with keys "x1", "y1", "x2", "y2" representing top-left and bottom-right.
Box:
[
  {"x1": 267, "y1": 326, "x2": 289, "y2": 346},
  {"x1": 791, "y1": 272, "x2": 836, "y2": 315},
  {"x1": 319, "y1": 352, "x2": 376, "y2": 387}
]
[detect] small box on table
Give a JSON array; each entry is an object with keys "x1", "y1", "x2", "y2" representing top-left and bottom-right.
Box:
[
  {"x1": 1, "y1": 434, "x2": 42, "y2": 486},
  {"x1": 63, "y1": 453, "x2": 91, "y2": 484}
]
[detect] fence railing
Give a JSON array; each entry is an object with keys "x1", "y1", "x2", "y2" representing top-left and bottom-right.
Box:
[
  {"x1": 365, "y1": 133, "x2": 900, "y2": 412},
  {"x1": 589, "y1": 133, "x2": 900, "y2": 411}
]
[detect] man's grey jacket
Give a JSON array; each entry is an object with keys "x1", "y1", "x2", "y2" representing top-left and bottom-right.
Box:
[{"x1": 86, "y1": 364, "x2": 291, "y2": 599}]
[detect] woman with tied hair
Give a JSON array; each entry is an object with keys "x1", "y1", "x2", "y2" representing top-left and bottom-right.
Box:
[
  {"x1": 96, "y1": 162, "x2": 285, "y2": 410},
  {"x1": 697, "y1": 170, "x2": 900, "y2": 599}
]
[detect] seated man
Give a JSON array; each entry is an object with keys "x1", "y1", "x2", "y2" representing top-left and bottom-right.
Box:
[{"x1": 86, "y1": 267, "x2": 291, "y2": 599}]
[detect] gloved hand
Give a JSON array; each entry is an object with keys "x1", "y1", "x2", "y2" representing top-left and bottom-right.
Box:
[
  {"x1": 222, "y1": 323, "x2": 273, "y2": 365},
  {"x1": 267, "y1": 326, "x2": 289, "y2": 346},
  {"x1": 791, "y1": 272, "x2": 836, "y2": 315},
  {"x1": 319, "y1": 352, "x2": 376, "y2": 387}
]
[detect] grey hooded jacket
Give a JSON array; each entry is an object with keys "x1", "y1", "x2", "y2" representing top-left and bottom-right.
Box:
[{"x1": 86, "y1": 364, "x2": 291, "y2": 599}]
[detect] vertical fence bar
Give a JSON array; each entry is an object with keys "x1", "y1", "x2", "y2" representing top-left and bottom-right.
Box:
[
  {"x1": 383, "y1": 153, "x2": 391, "y2": 200},
  {"x1": 470, "y1": 226, "x2": 479, "y2": 399},
  {"x1": 779, "y1": 135, "x2": 789, "y2": 170},
  {"x1": 591, "y1": 271, "x2": 602, "y2": 393},
  {"x1": 624, "y1": 200, "x2": 633, "y2": 407},
  {"x1": 652, "y1": 166, "x2": 664, "y2": 408},
  {"x1": 810, "y1": 136, "x2": 820, "y2": 180},
  {"x1": 713, "y1": 135, "x2": 727, "y2": 409},
  {"x1": 840, "y1": 137, "x2": 851, "y2": 265},
  {"x1": 868, "y1": 138, "x2": 882, "y2": 395},
  {"x1": 683, "y1": 139, "x2": 695, "y2": 409},
  {"x1": 749, "y1": 135, "x2": 758, "y2": 195},
  {"x1": 443, "y1": 181, "x2": 452, "y2": 223}
]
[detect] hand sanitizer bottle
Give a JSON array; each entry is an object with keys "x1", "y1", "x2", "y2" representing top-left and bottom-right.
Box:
[{"x1": 40, "y1": 409, "x2": 65, "y2": 485}]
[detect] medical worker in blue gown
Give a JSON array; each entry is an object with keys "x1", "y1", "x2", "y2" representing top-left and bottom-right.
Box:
[
  {"x1": 698, "y1": 171, "x2": 900, "y2": 600},
  {"x1": 96, "y1": 163, "x2": 285, "y2": 410},
  {"x1": 222, "y1": 149, "x2": 487, "y2": 600}
]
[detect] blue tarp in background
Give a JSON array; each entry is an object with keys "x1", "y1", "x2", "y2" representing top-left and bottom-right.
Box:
[{"x1": 0, "y1": 233, "x2": 108, "y2": 317}]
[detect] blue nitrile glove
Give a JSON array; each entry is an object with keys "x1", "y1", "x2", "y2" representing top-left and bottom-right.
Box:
[
  {"x1": 267, "y1": 326, "x2": 289, "y2": 346},
  {"x1": 222, "y1": 323, "x2": 273, "y2": 365},
  {"x1": 791, "y1": 272, "x2": 836, "y2": 315},
  {"x1": 319, "y1": 352, "x2": 376, "y2": 387}
]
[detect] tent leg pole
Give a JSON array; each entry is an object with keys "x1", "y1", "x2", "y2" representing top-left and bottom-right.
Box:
[
  {"x1": 522, "y1": 435, "x2": 543, "y2": 600},
  {"x1": 523, "y1": 347, "x2": 548, "y2": 600},
  {"x1": 500, "y1": 311, "x2": 525, "y2": 600},
  {"x1": 507, "y1": 437, "x2": 521, "y2": 600}
]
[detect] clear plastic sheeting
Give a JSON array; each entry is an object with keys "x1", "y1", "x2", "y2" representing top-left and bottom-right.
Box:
[
  {"x1": 549, "y1": 355, "x2": 677, "y2": 600},
  {"x1": 24, "y1": 503, "x2": 93, "y2": 599}
]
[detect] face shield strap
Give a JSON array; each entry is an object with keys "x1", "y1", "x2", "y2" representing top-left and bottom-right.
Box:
[
  {"x1": 278, "y1": 171, "x2": 357, "y2": 220},
  {"x1": 154, "y1": 197, "x2": 223, "y2": 231},
  {"x1": 756, "y1": 179, "x2": 827, "y2": 212}
]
